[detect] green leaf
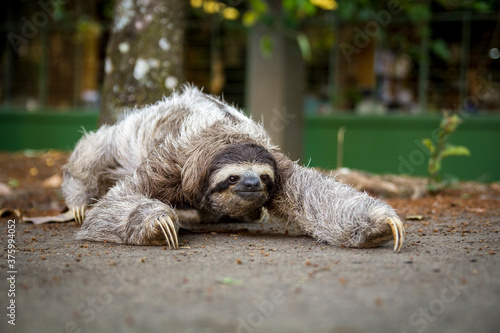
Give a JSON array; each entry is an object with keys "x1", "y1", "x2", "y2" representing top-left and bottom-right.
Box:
[
  {"x1": 218, "y1": 277, "x2": 243, "y2": 285},
  {"x1": 242, "y1": 10, "x2": 258, "y2": 27},
  {"x1": 259, "y1": 35, "x2": 274, "y2": 58},
  {"x1": 440, "y1": 113, "x2": 462, "y2": 133},
  {"x1": 301, "y1": 2, "x2": 317, "y2": 16},
  {"x1": 283, "y1": 0, "x2": 296, "y2": 12},
  {"x1": 249, "y1": 0, "x2": 268, "y2": 14},
  {"x1": 421, "y1": 138, "x2": 435, "y2": 154},
  {"x1": 431, "y1": 39, "x2": 450, "y2": 61},
  {"x1": 8, "y1": 179, "x2": 19, "y2": 188},
  {"x1": 442, "y1": 145, "x2": 471, "y2": 158},
  {"x1": 406, "y1": 4, "x2": 432, "y2": 22},
  {"x1": 426, "y1": 183, "x2": 441, "y2": 193},
  {"x1": 471, "y1": 1, "x2": 492, "y2": 13},
  {"x1": 297, "y1": 33, "x2": 312, "y2": 61},
  {"x1": 23, "y1": 149, "x2": 38, "y2": 157}
]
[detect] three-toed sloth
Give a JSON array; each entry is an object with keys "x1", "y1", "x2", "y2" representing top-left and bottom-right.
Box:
[{"x1": 62, "y1": 86, "x2": 404, "y2": 251}]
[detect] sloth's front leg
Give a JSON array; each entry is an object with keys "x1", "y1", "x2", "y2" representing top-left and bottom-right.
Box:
[
  {"x1": 76, "y1": 178, "x2": 180, "y2": 248},
  {"x1": 269, "y1": 164, "x2": 404, "y2": 251}
]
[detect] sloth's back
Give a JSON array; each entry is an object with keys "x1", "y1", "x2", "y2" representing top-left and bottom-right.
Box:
[{"x1": 77, "y1": 87, "x2": 264, "y2": 182}]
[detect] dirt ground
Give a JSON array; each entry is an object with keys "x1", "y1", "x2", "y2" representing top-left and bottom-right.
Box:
[{"x1": 1, "y1": 151, "x2": 499, "y2": 333}]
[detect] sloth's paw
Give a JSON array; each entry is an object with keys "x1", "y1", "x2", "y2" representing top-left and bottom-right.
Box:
[
  {"x1": 362, "y1": 211, "x2": 404, "y2": 252},
  {"x1": 152, "y1": 214, "x2": 179, "y2": 249},
  {"x1": 71, "y1": 206, "x2": 86, "y2": 225}
]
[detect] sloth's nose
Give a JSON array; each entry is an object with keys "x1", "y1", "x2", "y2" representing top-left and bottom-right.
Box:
[{"x1": 242, "y1": 177, "x2": 261, "y2": 191}]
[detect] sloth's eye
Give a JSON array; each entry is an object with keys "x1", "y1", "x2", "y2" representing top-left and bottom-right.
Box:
[
  {"x1": 228, "y1": 176, "x2": 239, "y2": 184},
  {"x1": 260, "y1": 174, "x2": 270, "y2": 183}
]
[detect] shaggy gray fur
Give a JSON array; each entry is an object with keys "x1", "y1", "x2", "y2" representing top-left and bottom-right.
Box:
[{"x1": 62, "y1": 86, "x2": 404, "y2": 250}]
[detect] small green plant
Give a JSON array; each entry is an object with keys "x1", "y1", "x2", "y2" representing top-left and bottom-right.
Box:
[{"x1": 422, "y1": 113, "x2": 470, "y2": 192}]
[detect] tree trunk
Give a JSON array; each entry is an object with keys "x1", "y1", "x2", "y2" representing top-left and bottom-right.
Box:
[{"x1": 99, "y1": 0, "x2": 186, "y2": 125}]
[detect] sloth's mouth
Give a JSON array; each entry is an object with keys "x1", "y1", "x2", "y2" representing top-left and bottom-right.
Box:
[{"x1": 235, "y1": 190, "x2": 265, "y2": 200}]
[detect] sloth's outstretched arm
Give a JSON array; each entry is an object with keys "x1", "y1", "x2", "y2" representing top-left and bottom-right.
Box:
[
  {"x1": 269, "y1": 163, "x2": 404, "y2": 251},
  {"x1": 76, "y1": 171, "x2": 180, "y2": 248}
]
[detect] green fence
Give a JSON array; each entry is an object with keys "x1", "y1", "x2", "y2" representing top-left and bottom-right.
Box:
[
  {"x1": 0, "y1": 111, "x2": 99, "y2": 151},
  {"x1": 304, "y1": 115, "x2": 500, "y2": 182},
  {"x1": 1, "y1": 111, "x2": 499, "y2": 182}
]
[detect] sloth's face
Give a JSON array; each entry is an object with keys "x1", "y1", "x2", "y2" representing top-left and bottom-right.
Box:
[{"x1": 207, "y1": 162, "x2": 275, "y2": 218}]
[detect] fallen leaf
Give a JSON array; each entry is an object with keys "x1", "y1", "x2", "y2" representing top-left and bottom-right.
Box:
[
  {"x1": 23, "y1": 210, "x2": 74, "y2": 224},
  {"x1": 405, "y1": 215, "x2": 424, "y2": 220}
]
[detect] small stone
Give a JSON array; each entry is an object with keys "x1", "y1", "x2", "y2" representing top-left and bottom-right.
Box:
[
  {"x1": 42, "y1": 174, "x2": 63, "y2": 188},
  {"x1": 0, "y1": 182, "x2": 12, "y2": 196}
]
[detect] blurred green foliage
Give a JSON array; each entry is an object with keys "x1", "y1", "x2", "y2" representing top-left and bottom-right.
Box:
[{"x1": 191, "y1": 0, "x2": 497, "y2": 61}]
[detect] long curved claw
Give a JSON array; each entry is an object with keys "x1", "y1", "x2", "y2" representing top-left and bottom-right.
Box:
[
  {"x1": 165, "y1": 216, "x2": 179, "y2": 249},
  {"x1": 78, "y1": 206, "x2": 85, "y2": 224},
  {"x1": 72, "y1": 206, "x2": 86, "y2": 225},
  {"x1": 156, "y1": 218, "x2": 172, "y2": 249},
  {"x1": 388, "y1": 217, "x2": 404, "y2": 252},
  {"x1": 156, "y1": 216, "x2": 178, "y2": 249}
]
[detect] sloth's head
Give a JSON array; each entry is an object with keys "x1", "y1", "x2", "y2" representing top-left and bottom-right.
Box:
[{"x1": 202, "y1": 143, "x2": 278, "y2": 218}]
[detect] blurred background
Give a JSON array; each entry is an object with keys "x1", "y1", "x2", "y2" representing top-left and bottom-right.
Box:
[{"x1": 0, "y1": 0, "x2": 499, "y2": 181}]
